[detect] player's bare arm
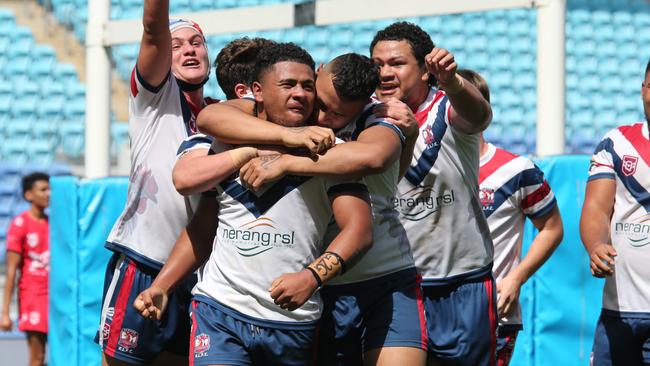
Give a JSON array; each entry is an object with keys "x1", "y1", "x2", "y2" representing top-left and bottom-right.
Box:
[
  {"x1": 173, "y1": 146, "x2": 257, "y2": 196},
  {"x1": 498, "y1": 206, "x2": 563, "y2": 316},
  {"x1": 1, "y1": 251, "x2": 21, "y2": 331},
  {"x1": 269, "y1": 189, "x2": 373, "y2": 311},
  {"x1": 134, "y1": 197, "x2": 217, "y2": 320},
  {"x1": 373, "y1": 99, "x2": 419, "y2": 178},
  {"x1": 241, "y1": 125, "x2": 402, "y2": 190},
  {"x1": 580, "y1": 178, "x2": 617, "y2": 277},
  {"x1": 136, "y1": 0, "x2": 172, "y2": 87},
  {"x1": 197, "y1": 99, "x2": 335, "y2": 155},
  {"x1": 425, "y1": 48, "x2": 492, "y2": 134}
]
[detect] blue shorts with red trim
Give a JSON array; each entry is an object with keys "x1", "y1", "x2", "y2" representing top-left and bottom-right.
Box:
[
  {"x1": 190, "y1": 296, "x2": 319, "y2": 366},
  {"x1": 496, "y1": 324, "x2": 521, "y2": 366},
  {"x1": 591, "y1": 309, "x2": 650, "y2": 366},
  {"x1": 421, "y1": 265, "x2": 498, "y2": 366},
  {"x1": 94, "y1": 252, "x2": 196, "y2": 364},
  {"x1": 317, "y1": 267, "x2": 427, "y2": 366}
]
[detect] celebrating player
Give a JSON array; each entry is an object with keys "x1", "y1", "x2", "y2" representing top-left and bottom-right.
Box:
[
  {"x1": 581, "y1": 59, "x2": 650, "y2": 365},
  {"x1": 370, "y1": 22, "x2": 495, "y2": 365}
]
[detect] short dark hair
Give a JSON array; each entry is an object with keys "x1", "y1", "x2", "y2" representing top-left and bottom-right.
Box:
[
  {"x1": 215, "y1": 37, "x2": 276, "y2": 100},
  {"x1": 329, "y1": 53, "x2": 380, "y2": 102},
  {"x1": 22, "y1": 172, "x2": 49, "y2": 195},
  {"x1": 253, "y1": 42, "x2": 315, "y2": 82},
  {"x1": 457, "y1": 69, "x2": 490, "y2": 103},
  {"x1": 370, "y1": 21, "x2": 436, "y2": 86},
  {"x1": 645, "y1": 59, "x2": 650, "y2": 77}
]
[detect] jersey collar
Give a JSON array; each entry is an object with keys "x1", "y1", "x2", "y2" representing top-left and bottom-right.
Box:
[{"x1": 479, "y1": 142, "x2": 497, "y2": 167}]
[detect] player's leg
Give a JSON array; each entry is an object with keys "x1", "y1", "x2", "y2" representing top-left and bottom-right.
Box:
[
  {"x1": 26, "y1": 331, "x2": 47, "y2": 366},
  {"x1": 362, "y1": 269, "x2": 427, "y2": 366},
  {"x1": 495, "y1": 326, "x2": 520, "y2": 366},
  {"x1": 591, "y1": 312, "x2": 644, "y2": 366},
  {"x1": 189, "y1": 299, "x2": 251, "y2": 366},
  {"x1": 422, "y1": 273, "x2": 497, "y2": 366}
]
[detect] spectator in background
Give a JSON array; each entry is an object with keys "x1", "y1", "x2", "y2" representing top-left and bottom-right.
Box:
[
  {"x1": 1, "y1": 172, "x2": 51, "y2": 366},
  {"x1": 581, "y1": 59, "x2": 650, "y2": 366},
  {"x1": 459, "y1": 69, "x2": 564, "y2": 366}
]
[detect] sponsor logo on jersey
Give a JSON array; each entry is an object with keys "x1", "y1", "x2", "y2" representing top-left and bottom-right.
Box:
[
  {"x1": 220, "y1": 217, "x2": 296, "y2": 256},
  {"x1": 27, "y1": 233, "x2": 39, "y2": 248},
  {"x1": 101, "y1": 322, "x2": 111, "y2": 341},
  {"x1": 614, "y1": 214, "x2": 650, "y2": 247},
  {"x1": 194, "y1": 333, "x2": 210, "y2": 357},
  {"x1": 118, "y1": 328, "x2": 139, "y2": 353},
  {"x1": 393, "y1": 186, "x2": 455, "y2": 221},
  {"x1": 622, "y1": 155, "x2": 638, "y2": 176}
]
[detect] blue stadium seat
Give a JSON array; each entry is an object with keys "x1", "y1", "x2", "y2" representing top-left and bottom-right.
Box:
[
  {"x1": 10, "y1": 99, "x2": 37, "y2": 120},
  {"x1": 66, "y1": 83, "x2": 86, "y2": 101},
  {"x1": 58, "y1": 120, "x2": 85, "y2": 158},
  {"x1": 28, "y1": 140, "x2": 55, "y2": 166},
  {"x1": 62, "y1": 99, "x2": 85, "y2": 120},
  {"x1": 1, "y1": 140, "x2": 29, "y2": 165},
  {"x1": 53, "y1": 63, "x2": 79, "y2": 86},
  {"x1": 32, "y1": 120, "x2": 59, "y2": 146},
  {"x1": 0, "y1": 83, "x2": 11, "y2": 107},
  {"x1": 0, "y1": 162, "x2": 22, "y2": 192},
  {"x1": 48, "y1": 161, "x2": 73, "y2": 176},
  {"x1": 36, "y1": 98, "x2": 65, "y2": 123},
  {"x1": 111, "y1": 122, "x2": 129, "y2": 157}
]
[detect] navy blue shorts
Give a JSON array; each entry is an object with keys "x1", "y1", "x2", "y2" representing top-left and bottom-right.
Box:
[
  {"x1": 190, "y1": 296, "x2": 319, "y2": 366},
  {"x1": 421, "y1": 269, "x2": 497, "y2": 366},
  {"x1": 591, "y1": 309, "x2": 650, "y2": 366},
  {"x1": 95, "y1": 252, "x2": 196, "y2": 364},
  {"x1": 317, "y1": 267, "x2": 427, "y2": 365}
]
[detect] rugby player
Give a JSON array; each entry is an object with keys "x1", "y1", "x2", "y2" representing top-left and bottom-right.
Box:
[{"x1": 370, "y1": 22, "x2": 495, "y2": 366}]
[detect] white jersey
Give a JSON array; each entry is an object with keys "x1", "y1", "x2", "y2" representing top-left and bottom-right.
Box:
[
  {"x1": 396, "y1": 88, "x2": 493, "y2": 282},
  {"x1": 479, "y1": 143, "x2": 556, "y2": 325},
  {"x1": 326, "y1": 102, "x2": 415, "y2": 285},
  {"x1": 193, "y1": 140, "x2": 368, "y2": 325},
  {"x1": 589, "y1": 122, "x2": 650, "y2": 314},
  {"x1": 106, "y1": 68, "x2": 212, "y2": 269}
]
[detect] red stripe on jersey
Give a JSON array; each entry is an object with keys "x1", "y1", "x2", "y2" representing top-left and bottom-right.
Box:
[
  {"x1": 130, "y1": 68, "x2": 138, "y2": 97},
  {"x1": 522, "y1": 180, "x2": 551, "y2": 210},
  {"x1": 479, "y1": 148, "x2": 518, "y2": 185},
  {"x1": 619, "y1": 123, "x2": 650, "y2": 168},
  {"x1": 105, "y1": 260, "x2": 137, "y2": 356},
  {"x1": 415, "y1": 90, "x2": 445, "y2": 128}
]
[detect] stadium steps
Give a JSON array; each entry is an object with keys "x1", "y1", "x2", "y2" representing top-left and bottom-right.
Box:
[{"x1": 0, "y1": 0, "x2": 129, "y2": 121}]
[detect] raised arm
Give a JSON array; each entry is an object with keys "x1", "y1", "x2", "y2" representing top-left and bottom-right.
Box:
[
  {"x1": 425, "y1": 48, "x2": 492, "y2": 134},
  {"x1": 269, "y1": 188, "x2": 373, "y2": 311},
  {"x1": 580, "y1": 178, "x2": 617, "y2": 277},
  {"x1": 197, "y1": 99, "x2": 335, "y2": 155},
  {"x1": 135, "y1": 0, "x2": 172, "y2": 87},
  {"x1": 133, "y1": 196, "x2": 218, "y2": 320},
  {"x1": 497, "y1": 206, "x2": 563, "y2": 316}
]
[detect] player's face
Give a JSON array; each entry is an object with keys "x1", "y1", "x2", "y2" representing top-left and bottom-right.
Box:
[
  {"x1": 314, "y1": 69, "x2": 368, "y2": 129},
  {"x1": 254, "y1": 61, "x2": 315, "y2": 127},
  {"x1": 171, "y1": 28, "x2": 209, "y2": 85},
  {"x1": 642, "y1": 71, "x2": 650, "y2": 123},
  {"x1": 26, "y1": 180, "x2": 50, "y2": 209},
  {"x1": 372, "y1": 40, "x2": 429, "y2": 108}
]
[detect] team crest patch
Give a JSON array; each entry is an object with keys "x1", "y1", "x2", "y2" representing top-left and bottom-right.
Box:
[
  {"x1": 622, "y1": 155, "x2": 638, "y2": 176},
  {"x1": 194, "y1": 333, "x2": 210, "y2": 355},
  {"x1": 118, "y1": 328, "x2": 139, "y2": 350},
  {"x1": 479, "y1": 188, "x2": 495, "y2": 206}
]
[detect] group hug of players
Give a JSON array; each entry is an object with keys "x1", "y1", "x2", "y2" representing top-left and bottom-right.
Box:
[{"x1": 93, "y1": 0, "x2": 650, "y2": 365}]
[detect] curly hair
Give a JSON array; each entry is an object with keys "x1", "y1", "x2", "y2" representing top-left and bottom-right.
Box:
[
  {"x1": 329, "y1": 53, "x2": 379, "y2": 102},
  {"x1": 253, "y1": 42, "x2": 315, "y2": 82},
  {"x1": 370, "y1": 21, "x2": 436, "y2": 86},
  {"x1": 215, "y1": 37, "x2": 276, "y2": 100},
  {"x1": 22, "y1": 172, "x2": 49, "y2": 195}
]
